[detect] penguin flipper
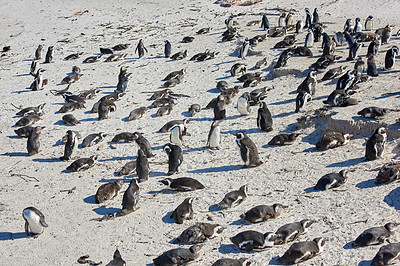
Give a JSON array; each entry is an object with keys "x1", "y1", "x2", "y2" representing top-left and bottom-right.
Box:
[
  {"x1": 24, "y1": 219, "x2": 30, "y2": 236},
  {"x1": 39, "y1": 216, "x2": 48, "y2": 228}
]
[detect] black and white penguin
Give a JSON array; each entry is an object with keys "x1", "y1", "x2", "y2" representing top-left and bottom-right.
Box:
[
  {"x1": 217, "y1": 185, "x2": 248, "y2": 209},
  {"x1": 254, "y1": 57, "x2": 268, "y2": 69},
  {"x1": 95, "y1": 180, "x2": 124, "y2": 204},
  {"x1": 278, "y1": 237, "x2": 325, "y2": 264},
  {"x1": 27, "y1": 126, "x2": 44, "y2": 156},
  {"x1": 163, "y1": 143, "x2": 183, "y2": 176},
  {"x1": 274, "y1": 51, "x2": 293, "y2": 68},
  {"x1": 22, "y1": 207, "x2": 48, "y2": 237},
  {"x1": 16, "y1": 103, "x2": 46, "y2": 117},
  {"x1": 214, "y1": 95, "x2": 226, "y2": 120},
  {"x1": 171, "y1": 197, "x2": 194, "y2": 224},
  {"x1": 367, "y1": 36, "x2": 381, "y2": 56},
  {"x1": 358, "y1": 107, "x2": 391, "y2": 118},
  {"x1": 60, "y1": 130, "x2": 79, "y2": 161},
  {"x1": 235, "y1": 132, "x2": 263, "y2": 167},
  {"x1": 182, "y1": 36, "x2": 195, "y2": 43},
  {"x1": 115, "y1": 72, "x2": 132, "y2": 94},
  {"x1": 170, "y1": 50, "x2": 187, "y2": 60},
  {"x1": 153, "y1": 245, "x2": 202, "y2": 266},
  {"x1": 238, "y1": 39, "x2": 250, "y2": 60},
  {"x1": 305, "y1": 30, "x2": 314, "y2": 47},
  {"x1": 212, "y1": 258, "x2": 251, "y2": 266},
  {"x1": 62, "y1": 114, "x2": 80, "y2": 125},
  {"x1": 121, "y1": 179, "x2": 139, "y2": 215},
  {"x1": 354, "y1": 17, "x2": 362, "y2": 34},
  {"x1": 15, "y1": 113, "x2": 42, "y2": 127},
  {"x1": 354, "y1": 57, "x2": 366, "y2": 76},
  {"x1": 34, "y1": 44, "x2": 43, "y2": 60},
  {"x1": 344, "y1": 18, "x2": 354, "y2": 33},
  {"x1": 164, "y1": 40, "x2": 171, "y2": 58},
  {"x1": 81, "y1": 132, "x2": 107, "y2": 148},
  {"x1": 275, "y1": 219, "x2": 316, "y2": 244},
  {"x1": 347, "y1": 40, "x2": 361, "y2": 61},
  {"x1": 365, "y1": 15, "x2": 374, "y2": 31},
  {"x1": 113, "y1": 43, "x2": 130, "y2": 51},
  {"x1": 261, "y1": 14, "x2": 269, "y2": 30},
  {"x1": 278, "y1": 13, "x2": 286, "y2": 27},
  {"x1": 336, "y1": 70, "x2": 356, "y2": 91},
  {"x1": 312, "y1": 8, "x2": 319, "y2": 24},
  {"x1": 189, "y1": 104, "x2": 201, "y2": 116},
  {"x1": 322, "y1": 66, "x2": 347, "y2": 81},
  {"x1": 30, "y1": 60, "x2": 38, "y2": 76},
  {"x1": 170, "y1": 124, "x2": 186, "y2": 147},
  {"x1": 371, "y1": 243, "x2": 400, "y2": 266},
  {"x1": 156, "y1": 102, "x2": 175, "y2": 117},
  {"x1": 106, "y1": 248, "x2": 126, "y2": 266},
  {"x1": 268, "y1": 133, "x2": 300, "y2": 145},
  {"x1": 365, "y1": 127, "x2": 386, "y2": 161},
  {"x1": 44, "y1": 46, "x2": 54, "y2": 63},
  {"x1": 237, "y1": 92, "x2": 251, "y2": 116},
  {"x1": 66, "y1": 155, "x2": 98, "y2": 172},
  {"x1": 136, "y1": 149, "x2": 149, "y2": 183},
  {"x1": 216, "y1": 81, "x2": 229, "y2": 92},
  {"x1": 207, "y1": 121, "x2": 221, "y2": 150},
  {"x1": 296, "y1": 20, "x2": 303, "y2": 33},
  {"x1": 257, "y1": 97, "x2": 273, "y2": 132},
  {"x1": 367, "y1": 54, "x2": 379, "y2": 77},
  {"x1": 240, "y1": 204, "x2": 285, "y2": 223},
  {"x1": 98, "y1": 98, "x2": 116, "y2": 120},
  {"x1": 285, "y1": 12, "x2": 293, "y2": 26},
  {"x1": 297, "y1": 71, "x2": 317, "y2": 95},
  {"x1": 316, "y1": 131, "x2": 351, "y2": 149},
  {"x1": 231, "y1": 231, "x2": 280, "y2": 251},
  {"x1": 128, "y1": 106, "x2": 147, "y2": 121},
  {"x1": 352, "y1": 223, "x2": 399, "y2": 247},
  {"x1": 133, "y1": 132, "x2": 154, "y2": 158},
  {"x1": 384, "y1": 46, "x2": 399, "y2": 70},
  {"x1": 160, "y1": 177, "x2": 204, "y2": 191},
  {"x1": 110, "y1": 132, "x2": 135, "y2": 143},
  {"x1": 295, "y1": 91, "x2": 312, "y2": 113},
  {"x1": 177, "y1": 223, "x2": 224, "y2": 244},
  {"x1": 117, "y1": 161, "x2": 136, "y2": 176},
  {"x1": 314, "y1": 170, "x2": 349, "y2": 190},
  {"x1": 304, "y1": 8, "x2": 312, "y2": 29},
  {"x1": 30, "y1": 69, "x2": 45, "y2": 91},
  {"x1": 135, "y1": 39, "x2": 148, "y2": 58}
]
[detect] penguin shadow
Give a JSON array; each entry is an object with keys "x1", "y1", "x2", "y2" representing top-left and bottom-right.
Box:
[
  {"x1": 218, "y1": 244, "x2": 243, "y2": 255},
  {"x1": 208, "y1": 204, "x2": 220, "y2": 212},
  {"x1": 214, "y1": 60, "x2": 237, "y2": 66},
  {"x1": 7, "y1": 135, "x2": 21, "y2": 139},
  {"x1": 288, "y1": 90, "x2": 297, "y2": 95},
  {"x1": 326, "y1": 157, "x2": 365, "y2": 168},
  {"x1": 147, "y1": 188, "x2": 181, "y2": 195},
  {"x1": 180, "y1": 111, "x2": 192, "y2": 118},
  {"x1": 98, "y1": 176, "x2": 131, "y2": 183},
  {"x1": 1, "y1": 152, "x2": 27, "y2": 157},
  {"x1": 53, "y1": 120, "x2": 75, "y2": 126},
  {"x1": 207, "y1": 88, "x2": 221, "y2": 93},
  {"x1": 0, "y1": 232, "x2": 27, "y2": 241},
  {"x1": 146, "y1": 55, "x2": 165, "y2": 60},
  {"x1": 99, "y1": 156, "x2": 136, "y2": 162},
  {"x1": 215, "y1": 75, "x2": 231, "y2": 80},
  {"x1": 152, "y1": 144, "x2": 166, "y2": 151},
  {"x1": 267, "y1": 257, "x2": 282, "y2": 265},
  {"x1": 184, "y1": 146, "x2": 208, "y2": 153},
  {"x1": 384, "y1": 186, "x2": 400, "y2": 210},
  {"x1": 356, "y1": 178, "x2": 379, "y2": 189},
  {"x1": 270, "y1": 98, "x2": 296, "y2": 106},
  {"x1": 162, "y1": 211, "x2": 176, "y2": 224},
  {"x1": 92, "y1": 206, "x2": 120, "y2": 216},
  {"x1": 188, "y1": 164, "x2": 243, "y2": 174},
  {"x1": 79, "y1": 117, "x2": 98, "y2": 123},
  {"x1": 11, "y1": 89, "x2": 31, "y2": 94},
  {"x1": 343, "y1": 241, "x2": 358, "y2": 250},
  {"x1": 98, "y1": 85, "x2": 117, "y2": 90},
  {"x1": 375, "y1": 91, "x2": 400, "y2": 100},
  {"x1": 358, "y1": 260, "x2": 373, "y2": 266},
  {"x1": 83, "y1": 195, "x2": 97, "y2": 204},
  {"x1": 378, "y1": 69, "x2": 400, "y2": 75},
  {"x1": 189, "y1": 117, "x2": 213, "y2": 122},
  {"x1": 32, "y1": 157, "x2": 62, "y2": 163},
  {"x1": 229, "y1": 219, "x2": 249, "y2": 226},
  {"x1": 222, "y1": 128, "x2": 265, "y2": 136},
  {"x1": 272, "y1": 111, "x2": 294, "y2": 119},
  {"x1": 15, "y1": 73, "x2": 31, "y2": 77},
  {"x1": 121, "y1": 117, "x2": 130, "y2": 122},
  {"x1": 149, "y1": 171, "x2": 167, "y2": 178},
  {"x1": 303, "y1": 186, "x2": 317, "y2": 193},
  {"x1": 321, "y1": 78, "x2": 339, "y2": 86}
]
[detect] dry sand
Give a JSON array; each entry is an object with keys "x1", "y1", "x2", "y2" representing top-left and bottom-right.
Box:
[{"x1": 1, "y1": 0, "x2": 400, "y2": 265}]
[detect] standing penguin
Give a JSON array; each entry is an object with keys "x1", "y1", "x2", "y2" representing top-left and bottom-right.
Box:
[
  {"x1": 365, "y1": 15, "x2": 374, "y2": 31},
  {"x1": 135, "y1": 39, "x2": 148, "y2": 58},
  {"x1": 121, "y1": 179, "x2": 139, "y2": 215},
  {"x1": 106, "y1": 248, "x2": 126, "y2": 266},
  {"x1": 336, "y1": 70, "x2": 356, "y2": 91},
  {"x1": 367, "y1": 54, "x2": 379, "y2": 77},
  {"x1": 354, "y1": 17, "x2": 362, "y2": 34},
  {"x1": 312, "y1": 8, "x2": 319, "y2": 24},
  {"x1": 354, "y1": 57, "x2": 366, "y2": 76},
  {"x1": 237, "y1": 92, "x2": 251, "y2": 116},
  {"x1": 344, "y1": 18, "x2": 354, "y2": 33},
  {"x1": 347, "y1": 40, "x2": 361, "y2": 61},
  {"x1": 257, "y1": 97, "x2": 273, "y2": 132},
  {"x1": 261, "y1": 14, "x2": 269, "y2": 30},
  {"x1": 44, "y1": 46, "x2": 54, "y2": 63},
  {"x1": 235, "y1": 132, "x2": 263, "y2": 167},
  {"x1": 304, "y1": 8, "x2": 312, "y2": 29},
  {"x1": 27, "y1": 126, "x2": 44, "y2": 156},
  {"x1": 296, "y1": 20, "x2": 303, "y2": 33},
  {"x1": 217, "y1": 185, "x2": 248, "y2": 209},
  {"x1": 297, "y1": 71, "x2": 317, "y2": 95},
  {"x1": 285, "y1": 12, "x2": 293, "y2": 26},
  {"x1": 136, "y1": 149, "x2": 149, "y2": 183},
  {"x1": 214, "y1": 95, "x2": 226, "y2": 120},
  {"x1": 164, "y1": 40, "x2": 171, "y2": 58},
  {"x1": 133, "y1": 132, "x2": 154, "y2": 157},
  {"x1": 30, "y1": 69, "x2": 45, "y2": 91},
  {"x1": 115, "y1": 72, "x2": 131, "y2": 94},
  {"x1": 384, "y1": 46, "x2": 399, "y2": 70},
  {"x1": 278, "y1": 238, "x2": 325, "y2": 264},
  {"x1": 238, "y1": 39, "x2": 250, "y2": 60},
  {"x1": 171, "y1": 197, "x2": 194, "y2": 224},
  {"x1": 207, "y1": 121, "x2": 221, "y2": 150},
  {"x1": 34, "y1": 44, "x2": 43, "y2": 60},
  {"x1": 22, "y1": 207, "x2": 48, "y2": 238},
  {"x1": 305, "y1": 30, "x2": 314, "y2": 47},
  {"x1": 163, "y1": 143, "x2": 183, "y2": 175},
  {"x1": 295, "y1": 91, "x2": 312, "y2": 113},
  {"x1": 365, "y1": 127, "x2": 386, "y2": 161},
  {"x1": 60, "y1": 130, "x2": 78, "y2": 161},
  {"x1": 278, "y1": 13, "x2": 286, "y2": 27}
]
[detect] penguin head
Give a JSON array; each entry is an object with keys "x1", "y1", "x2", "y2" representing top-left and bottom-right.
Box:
[
  {"x1": 314, "y1": 237, "x2": 326, "y2": 249},
  {"x1": 235, "y1": 131, "x2": 246, "y2": 141},
  {"x1": 340, "y1": 65, "x2": 348, "y2": 71},
  {"x1": 355, "y1": 18, "x2": 361, "y2": 23},
  {"x1": 160, "y1": 178, "x2": 172, "y2": 186},
  {"x1": 392, "y1": 46, "x2": 399, "y2": 55},
  {"x1": 376, "y1": 127, "x2": 386, "y2": 136},
  {"x1": 90, "y1": 155, "x2": 98, "y2": 162},
  {"x1": 309, "y1": 71, "x2": 317, "y2": 79},
  {"x1": 239, "y1": 185, "x2": 248, "y2": 196},
  {"x1": 301, "y1": 219, "x2": 316, "y2": 229},
  {"x1": 367, "y1": 15, "x2": 373, "y2": 20},
  {"x1": 185, "y1": 197, "x2": 194, "y2": 205},
  {"x1": 273, "y1": 203, "x2": 284, "y2": 213},
  {"x1": 239, "y1": 258, "x2": 252, "y2": 266},
  {"x1": 189, "y1": 244, "x2": 203, "y2": 254},
  {"x1": 163, "y1": 144, "x2": 172, "y2": 154},
  {"x1": 385, "y1": 222, "x2": 400, "y2": 232},
  {"x1": 115, "y1": 180, "x2": 124, "y2": 189},
  {"x1": 264, "y1": 232, "x2": 279, "y2": 242},
  {"x1": 339, "y1": 169, "x2": 349, "y2": 179},
  {"x1": 212, "y1": 120, "x2": 221, "y2": 127},
  {"x1": 99, "y1": 132, "x2": 108, "y2": 139}
]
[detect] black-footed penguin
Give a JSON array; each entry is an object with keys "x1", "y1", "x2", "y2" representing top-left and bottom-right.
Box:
[
  {"x1": 189, "y1": 104, "x2": 201, "y2": 116},
  {"x1": 238, "y1": 38, "x2": 250, "y2": 60},
  {"x1": 113, "y1": 43, "x2": 130, "y2": 51},
  {"x1": 164, "y1": 68, "x2": 184, "y2": 81},
  {"x1": 238, "y1": 72, "x2": 261, "y2": 83},
  {"x1": 66, "y1": 155, "x2": 98, "y2": 172},
  {"x1": 153, "y1": 245, "x2": 202, "y2": 266},
  {"x1": 135, "y1": 39, "x2": 148, "y2": 58},
  {"x1": 95, "y1": 180, "x2": 124, "y2": 204},
  {"x1": 231, "y1": 231, "x2": 280, "y2": 251},
  {"x1": 275, "y1": 51, "x2": 293, "y2": 68},
  {"x1": 60, "y1": 130, "x2": 78, "y2": 161},
  {"x1": 321, "y1": 66, "x2": 347, "y2": 81},
  {"x1": 358, "y1": 107, "x2": 391, "y2": 118},
  {"x1": 182, "y1": 36, "x2": 194, "y2": 43},
  {"x1": 316, "y1": 131, "x2": 351, "y2": 149},
  {"x1": 117, "y1": 161, "x2": 136, "y2": 176},
  {"x1": 212, "y1": 258, "x2": 251, "y2": 266},
  {"x1": 177, "y1": 223, "x2": 224, "y2": 244},
  {"x1": 61, "y1": 113, "x2": 80, "y2": 125},
  {"x1": 164, "y1": 40, "x2": 171, "y2": 58},
  {"x1": 160, "y1": 177, "x2": 204, "y2": 191},
  {"x1": 163, "y1": 143, "x2": 183, "y2": 175},
  {"x1": 376, "y1": 161, "x2": 400, "y2": 184},
  {"x1": 268, "y1": 133, "x2": 300, "y2": 145},
  {"x1": 30, "y1": 69, "x2": 45, "y2": 91},
  {"x1": 27, "y1": 126, "x2": 44, "y2": 156},
  {"x1": 171, "y1": 197, "x2": 194, "y2": 224},
  {"x1": 296, "y1": 20, "x2": 303, "y2": 33},
  {"x1": 22, "y1": 207, "x2": 48, "y2": 237},
  {"x1": 336, "y1": 70, "x2": 356, "y2": 91},
  {"x1": 15, "y1": 113, "x2": 42, "y2": 127},
  {"x1": 354, "y1": 17, "x2": 362, "y2": 34},
  {"x1": 278, "y1": 13, "x2": 286, "y2": 27},
  {"x1": 106, "y1": 248, "x2": 126, "y2": 266},
  {"x1": 240, "y1": 204, "x2": 285, "y2": 223},
  {"x1": 98, "y1": 98, "x2": 116, "y2": 120},
  {"x1": 115, "y1": 72, "x2": 131, "y2": 94},
  {"x1": 304, "y1": 8, "x2": 312, "y2": 29},
  {"x1": 15, "y1": 126, "x2": 34, "y2": 138},
  {"x1": 371, "y1": 243, "x2": 400, "y2": 266},
  {"x1": 58, "y1": 102, "x2": 84, "y2": 113},
  {"x1": 81, "y1": 132, "x2": 107, "y2": 148},
  {"x1": 30, "y1": 60, "x2": 38, "y2": 76},
  {"x1": 285, "y1": 12, "x2": 293, "y2": 26},
  {"x1": 293, "y1": 46, "x2": 313, "y2": 56},
  {"x1": 34, "y1": 44, "x2": 43, "y2": 60},
  {"x1": 170, "y1": 124, "x2": 186, "y2": 147},
  {"x1": 216, "y1": 81, "x2": 229, "y2": 92},
  {"x1": 314, "y1": 169, "x2": 349, "y2": 190},
  {"x1": 312, "y1": 8, "x2": 319, "y2": 24},
  {"x1": 257, "y1": 97, "x2": 273, "y2": 132},
  {"x1": 365, "y1": 15, "x2": 374, "y2": 31},
  {"x1": 121, "y1": 179, "x2": 139, "y2": 215},
  {"x1": 237, "y1": 92, "x2": 251, "y2": 116},
  {"x1": 261, "y1": 14, "x2": 269, "y2": 30},
  {"x1": 136, "y1": 149, "x2": 149, "y2": 183},
  {"x1": 352, "y1": 223, "x2": 399, "y2": 247},
  {"x1": 365, "y1": 127, "x2": 386, "y2": 161},
  {"x1": 235, "y1": 132, "x2": 263, "y2": 167},
  {"x1": 214, "y1": 95, "x2": 226, "y2": 120},
  {"x1": 16, "y1": 103, "x2": 46, "y2": 117},
  {"x1": 354, "y1": 58, "x2": 365, "y2": 76},
  {"x1": 384, "y1": 46, "x2": 399, "y2": 70},
  {"x1": 133, "y1": 132, "x2": 154, "y2": 157},
  {"x1": 275, "y1": 219, "x2": 316, "y2": 244},
  {"x1": 278, "y1": 237, "x2": 325, "y2": 264},
  {"x1": 305, "y1": 29, "x2": 314, "y2": 47},
  {"x1": 207, "y1": 121, "x2": 221, "y2": 150},
  {"x1": 297, "y1": 71, "x2": 317, "y2": 95},
  {"x1": 170, "y1": 50, "x2": 187, "y2": 60},
  {"x1": 44, "y1": 46, "x2": 54, "y2": 63},
  {"x1": 128, "y1": 106, "x2": 147, "y2": 121},
  {"x1": 367, "y1": 54, "x2": 379, "y2": 77},
  {"x1": 217, "y1": 185, "x2": 248, "y2": 209},
  {"x1": 111, "y1": 132, "x2": 135, "y2": 143},
  {"x1": 344, "y1": 18, "x2": 354, "y2": 33},
  {"x1": 347, "y1": 40, "x2": 361, "y2": 61}
]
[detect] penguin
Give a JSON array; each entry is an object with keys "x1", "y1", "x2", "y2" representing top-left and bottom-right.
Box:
[
  {"x1": 113, "y1": 43, "x2": 130, "y2": 51},
  {"x1": 322, "y1": 66, "x2": 348, "y2": 81},
  {"x1": 136, "y1": 149, "x2": 149, "y2": 183},
  {"x1": 135, "y1": 39, "x2": 148, "y2": 58},
  {"x1": 128, "y1": 106, "x2": 147, "y2": 121},
  {"x1": 295, "y1": 91, "x2": 312, "y2": 113},
  {"x1": 212, "y1": 258, "x2": 251, "y2": 266},
  {"x1": 384, "y1": 46, "x2": 399, "y2": 70},
  {"x1": 380, "y1": 24, "x2": 393, "y2": 44},
  {"x1": 15, "y1": 113, "x2": 42, "y2": 127},
  {"x1": 297, "y1": 71, "x2": 317, "y2": 95},
  {"x1": 216, "y1": 81, "x2": 229, "y2": 92},
  {"x1": 162, "y1": 77, "x2": 182, "y2": 88},
  {"x1": 214, "y1": 95, "x2": 226, "y2": 120},
  {"x1": 365, "y1": 127, "x2": 386, "y2": 161},
  {"x1": 98, "y1": 98, "x2": 116, "y2": 120},
  {"x1": 106, "y1": 248, "x2": 126, "y2": 266},
  {"x1": 95, "y1": 180, "x2": 124, "y2": 204},
  {"x1": 294, "y1": 46, "x2": 313, "y2": 56},
  {"x1": 81, "y1": 132, "x2": 107, "y2": 148},
  {"x1": 337, "y1": 70, "x2": 356, "y2": 90},
  {"x1": 344, "y1": 18, "x2": 354, "y2": 33},
  {"x1": 316, "y1": 131, "x2": 351, "y2": 149},
  {"x1": 177, "y1": 223, "x2": 224, "y2": 244},
  {"x1": 61, "y1": 73, "x2": 83, "y2": 84},
  {"x1": 15, "y1": 126, "x2": 34, "y2": 138},
  {"x1": 170, "y1": 124, "x2": 186, "y2": 147},
  {"x1": 149, "y1": 89, "x2": 173, "y2": 101},
  {"x1": 304, "y1": 8, "x2": 312, "y2": 29},
  {"x1": 365, "y1": 15, "x2": 374, "y2": 31},
  {"x1": 322, "y1": 39, "x2": 336, "y2": 56},
  {"x1": 275, "y1": 51, "x2": 293, "y2": 68},
  {"x1": 160, "y1": 177, "x2": 204, "y2": 191},
  {"x1": 72, "y1": 66, "x2": 82, "y2": 75},
  {"x1": 16, "y1": 103, "x2": 46, "y2": 117},
  {"x1": 171, "y1": 197, "x2": 194, "y2": 224},
  {"x1": 371, "y1": 243, "x2": 400, "y2": 266},
  {"x1": 182, "y1": 36, "x2": 195, "y2": 43},
  {"x1": 60, "y1": 130, "x2": 78, "y2": 161},
  {"x1": 62, "y1": 114, "x2": 80, "y2": 125},
  {"x1": 217, "y1": 185, "x2": 248, "y2": 209},
  {"x1": 358, "y1": 107, "x2": 391, "y2": 118},
  {"x1": 121, "y1": 179, "x2": 139, "y2": 215},
  {"x1": 304, "y1": 30, "x2": 314, "y2": 47},
  {"x1": 237, "y1": 92, "x2": 251, "y2": 116},
  {"x1": 132, "y1": 132, "x2": 154, "y2": 158},
  {"x1": 64, "y1": 53, "x2": 83, "y2": 60},
  {"x1": 66, "y1": 155, "x2": 98, "y2": 172},
  {"x1": 115, "y1": 72, "x2": 131, "y2": 94},
  {"x1": 117, "y1": 161, "x2": 136, "y2": 176},
  {"x1": 354, "y1": 58, "x2": 365, "y2": 76},
  {"x1": 159, "y1": 119, "x2": 190, "y2": 133},
  {"x1": 157, "y1": 102, "x2": 175, "y2": 117},
  {"x1": 207, "y1": 121, "x2": 221, "y2": 150},
  {"x1": 27, "y1": 126, "x2": 44, "y2": 156},
  {"x1": 164, "y1": 40, "x2": 171, "y2": 58},
  {"x1": 34, "y1": 44, "x2": 43, "y2": 60},
  {"x1": 151, "y1": 97, "x2": 175, "y2": 108},
  {"x1": 257, "y1": 97, "x2": 273, "y2": 132},
  {"x1": 367, "y1": 54, "x2": 379, "y2": 77},
  {"x1": 163, "y1": 143, "x2": 183, "y2": 176},
  {"x1": 285, "y1": 12, "x2": 293, "y2": 26},
  {"x1": 153, "y1": 245, "x2": 202, "y2": 266},
  {"x1": 189, "y1": 104, "x2": 201, "y2": 116},
  {"x1": 235, "y1": 132, "x2": 263, "y2": 167},
  {"x1": 105, "y1": 53, "x2": 127, "y2": 62},
  {"x1": 170, "y1": 50, "x2": 187, "y2": 60},
  {"x1": 268, "y1": 133, "x2": 300, "y2": 145},
  {"x1": 197, "y1": 27, "x2": 211, "y2": 34},
  {"x1": 278, "y1": 238, "x2": 325, "y2": 264},
  {"x1": 261, "y1": 14, "x2": 269, "y2": 30},
  {"x1": 30, "y1": 69, "x2": 45, "y2": 91},
  {"x1": 354, "y1": 17, "x2": 362, "y2": 34},
  {"x1": 312, "y1": 8, "x2": 319, "y2": 24},
  {"x1": 254, "y1": 57, "x2": 268, "y2": 69},
  {"x1": 238, "y1": 39, "x2": 250, "y2": 60},
  {"x1": 314, "y1": 169, "x2": 349, "y2": 190},
  {"x1": 44, "y1": 46, "x2": 54, "y2": 63},
  {"x1": 367, "y1": 36, "x2": 381, "y2": 56},
  {"x1": 30, "y1": 60, "x2": 38, "y2": 76},
  {"x1": 63, "y1": 93, "x2": 85, "y2": 105},
  {"x1": 278, "y1": 13, "x2": 286, "y2": 27},
  {"x1": 347, "y1": 40, "x2": 361, "y2": 61},
  {"x1": 376, "y1": 161, "x2": 400, "y2": 184},
  {"x1": 238, "y1": 72, "x2": 261, "y2": 83},
  {"x1": 58, "y1": 102, "x2": 84, "y2": 113},
  {"x1": 275, "y1": 219, "x2": 316, "y2": 244},
  {"x1": 100, "y1": 47, "x2": 113, "y2": 54},
  {"x1": 231, "y1": 231, "x2": 280, "y2": 251},
  {"x1": 111, "y1": 132, "x2": 136, "y2": 143},
  {"x1": 22, "y1": 207, "x2": 48, "y2": 237},
  {"x1": 352, "y1": 223, "x2": 399, "y2": 247},
  {"x1": 241, "y1": 204, "x2": 285, "y2": 223},
  {"x1": 296, "y1": 20, "x2": 303, "y2": 33}
]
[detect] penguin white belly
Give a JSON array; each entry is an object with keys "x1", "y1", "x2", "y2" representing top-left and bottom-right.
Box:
[
  {"x1": 23, "y1": 209, "x2": 43, "y2": 234},
  {"x1": 170, "y1": 129, "x2": 182, "y2": 146},
  {"x1": 232, "y1": 196, "x2": 242, "y2": 207},
  {"x1": 325, "y1": 179, "x2": 337, "y2": 190},
  {"x1": 260, "y1": 239, "x2": 274, "y2": 248},
  {"x1": 208, "y1": 128, "x2": 221, "y2": 148},
  {"x1": 327, "y1": 140, "x2": 338, "y2": 148},
  {"x1": 285, "y1": 230, "x2": 298, "y2": 243},
  {"x1": 78, "y1": 163, "x2": 90, "y2": 171},
  {"x1": 239, "y1": 240, "x2": 253, "y2": 249},
  {"x1": 295, "y1": 251, "x2": 311, "y2": 263},
  {"x1": 237, "y1": 98, "x2": 249, "y2": 115},
  {"x1": 209, "y1": 228, "x2": 221, "y2": 239},
  {"x1": 388, "y1": 252, "x2": 400, "y2": 264}
]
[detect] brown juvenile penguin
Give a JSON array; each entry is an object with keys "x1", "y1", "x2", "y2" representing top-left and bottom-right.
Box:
[
  {"x1": 171, "y1": 197, "x2": 194, "y2": 224},
  {"x1": 95, "y1": 180, "x2": 124, "y2": 204},
  {"x1": 27, "y1": 126, "x2": 44, "y2": 156}
]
